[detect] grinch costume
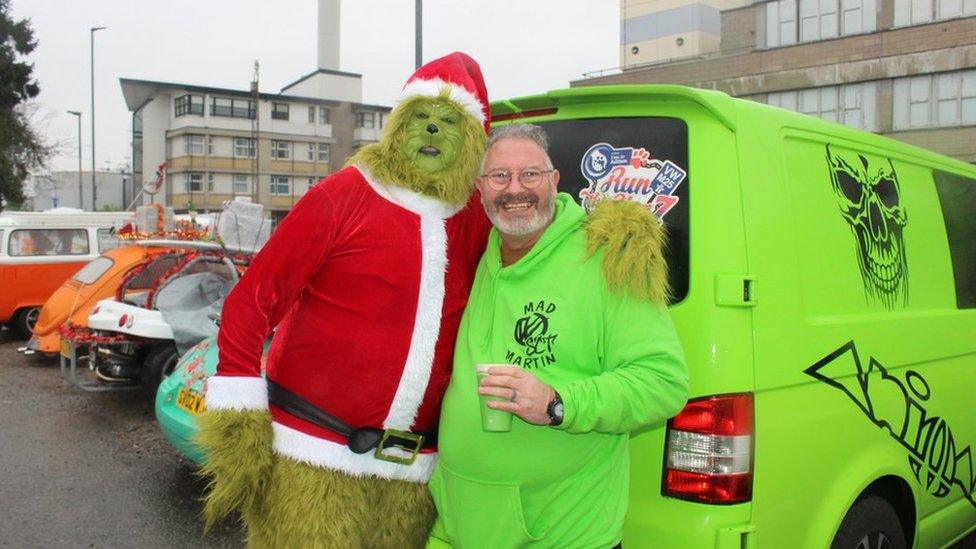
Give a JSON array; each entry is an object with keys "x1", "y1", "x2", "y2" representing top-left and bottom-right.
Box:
[{"x1": 196, "y1": 52, "x2": 492, "y2": 547}]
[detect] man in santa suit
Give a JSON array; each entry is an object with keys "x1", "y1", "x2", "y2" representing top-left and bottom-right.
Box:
[{"x1": 196, "y1": 52, "x2": 493, "y2": 547}]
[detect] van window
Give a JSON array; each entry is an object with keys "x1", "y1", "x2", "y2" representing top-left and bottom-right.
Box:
[
  {"x1": 933, "y1": 170, "x2": 976, "y2": 308},
  {"x1": 97, "y1": 228, "x2": 122, "y2": 253},
  {"x1": 8, "y1": 229, "x2": 90, "y2": 256},
  {"x1": 533, "y1": 117, "x2": 690, "y2": 303},
  {"x1": 72, "y1": 256, "x2": 115, "y2": 285}
]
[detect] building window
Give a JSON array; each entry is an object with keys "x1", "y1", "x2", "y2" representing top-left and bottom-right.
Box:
[
  {"x1": 308, "y1": 105, "x2": 316, "y2": 123},
  {"x1": 307, "y1": 143, "x2": 330, "y2": 162},
  {"x1": 211, "y1": 97, "x2": 255, "y2": 119},
  {"x1": 175, "y1": 94, "x2": 204, "y2": 117},
  {"x1": 765, "y1": 82, "x2": 877, "y2": 130},
  {"x1": 207, "y1": 173, "x2": 215, "y2": 192},
  {"x1": 233, "y1": 174, "x2": 251, "y2": 194},
  {"x1": 206, "y1": 135, "x2": 214, "y2": 155},
  {"x1": 184, "y1": 134, "x2": 205, "y2": 156},
  {"x1": 893, "y1": 70, "x2": 976, "y2": 129},
  {"x1": 356, "y1": 112, "x2": 375, "y2": 128},
  {"x1": 271, "y1": 140, "x2": 292, "y2": 160},
  {"x1": 184, "y1": 172, "x2": 204, "y2": 192},
  {"x1": 234, "y1": 137, "x2": 256, "y2": 158},
  {"x1": 272, "y1": 102, "x2": 290, "y2": 121},
  {"x1": 766, "y1": 0, "x2": 875, "y2": 47},
  {"x1": 319, "y1": 107, "x2": 330, "y2": 124},
  {"x1": 307, "y1": 177, "x2": 317, "y2": 192},
  {"x1": 270, "y1": 175, "x2": 290, "y2": 195},
  {"x1": 894, "y1": 0, "x2": 975, "y2": 25}
]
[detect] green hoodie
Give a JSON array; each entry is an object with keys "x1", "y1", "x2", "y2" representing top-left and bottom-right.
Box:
[{"x1": 429, "y1": 193, "x2": 689, "y2": 548}]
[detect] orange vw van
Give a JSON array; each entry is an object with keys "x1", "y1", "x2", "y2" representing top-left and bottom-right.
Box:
[{"x1": 0, "y1": 210, "x2": 131, "y2": 337}]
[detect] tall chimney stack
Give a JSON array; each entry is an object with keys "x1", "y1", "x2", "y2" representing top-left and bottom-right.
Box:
[{"x1": 318, "y1": 0, "x2": 340, "y2": 71}]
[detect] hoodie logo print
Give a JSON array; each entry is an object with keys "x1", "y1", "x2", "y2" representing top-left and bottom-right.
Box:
[{"x1": 506, "y1": 300, "x2": 558, "y2": 369}]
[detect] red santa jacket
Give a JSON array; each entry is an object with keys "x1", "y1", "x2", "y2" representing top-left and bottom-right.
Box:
[{"x1": 207, "y1": 165, "x2": 490, "y2": 483}]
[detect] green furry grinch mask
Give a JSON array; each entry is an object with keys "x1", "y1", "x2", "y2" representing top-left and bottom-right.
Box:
[
  {"x1": 348, "y1": 92, "x2": 486, "y2": 207},
  {"x1": 347, "y1": 51, "x2": 490, "y2": 207}
]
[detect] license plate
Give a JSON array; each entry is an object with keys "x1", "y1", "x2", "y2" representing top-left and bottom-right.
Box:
[
  {"x1": 60, "y1": 339, "x2": 71, "y2": 358},
  {"x1": 176, "y1": 386, "x2": 206, "y2": 414}
]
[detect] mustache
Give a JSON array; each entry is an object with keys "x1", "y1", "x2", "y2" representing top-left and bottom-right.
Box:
[{"x1": 494, "y1": 192, "x2": 538, "y2": 208}]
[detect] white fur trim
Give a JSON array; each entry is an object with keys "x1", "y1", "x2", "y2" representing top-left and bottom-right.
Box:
[
  {"x1": 383, "y1": 215, "x2": 448, "y2": 431},
  {"x1": 272, "y1": 422, "x2": 437, "y2": 483},
  {"x1": 354, "y1": 165, "x2": 465, "y2": 219},
  {"x1": 398, "y1": 77, "x2": 486, "y2": 126},
  {"x1": 206, "y1": 375, "x2": 268, "y2": 411}
]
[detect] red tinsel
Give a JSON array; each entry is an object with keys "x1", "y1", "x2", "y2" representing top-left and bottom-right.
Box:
[{"x1": 58, "y1": 322, "x2": 131, "y2": 345}]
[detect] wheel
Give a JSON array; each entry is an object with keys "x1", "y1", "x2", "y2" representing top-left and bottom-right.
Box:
[
  {"x1": 831, "y1": 495, "x2": 907, "y2": 549},
  {"x1": 141, "y1": 342, "x2": 180, "y2": 399},
  {"x1": 11, "y1": 306, "x2": 40, "y2": 338}
]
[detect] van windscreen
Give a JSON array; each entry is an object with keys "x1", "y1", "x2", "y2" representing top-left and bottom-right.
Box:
[{"x1": 533, "y1": 117, "x2": 689, "y2": 303}]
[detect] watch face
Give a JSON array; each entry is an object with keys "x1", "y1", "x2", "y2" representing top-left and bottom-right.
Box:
[{"x1": 549, "y1": 396, "x2": 564, "y2": 426}]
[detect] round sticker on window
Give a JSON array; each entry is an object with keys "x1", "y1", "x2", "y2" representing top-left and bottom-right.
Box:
[{"x1": 578, "y1": 142, "x2": 686, "y2": 221}]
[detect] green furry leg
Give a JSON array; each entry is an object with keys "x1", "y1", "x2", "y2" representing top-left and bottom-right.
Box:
[
  {"x1": 585, "y1": 199, "x2": 671, "y2": 304},
  {"x1": 245, "y1": 457, "x2": 435, "y2": 549},
  {"x1": 194, "y1": 409, "x2": 274, "y2": 530}
]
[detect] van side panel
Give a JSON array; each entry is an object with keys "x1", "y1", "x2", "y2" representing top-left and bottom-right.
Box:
[
  {"x1": 0, "y1": 260, "x2": 88, "y2": 322},
  {"x1": 737, "y1": 102, "x2": 976, "y2": 547}
]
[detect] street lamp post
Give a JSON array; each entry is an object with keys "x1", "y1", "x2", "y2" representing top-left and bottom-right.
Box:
[
  {"x1": 67, "y1": 110, "x2": 82, "y2": 208},
  {"x1": 90, "y1": 25, "x2": 106, "y2": 211},
  {"x1": 415, "y1": 0, "x2": 422, "y2": 69}
]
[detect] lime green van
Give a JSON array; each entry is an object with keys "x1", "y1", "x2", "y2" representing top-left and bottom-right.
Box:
[{"x1": 490, "y1": 85, "x2": 976, "y2": 548}]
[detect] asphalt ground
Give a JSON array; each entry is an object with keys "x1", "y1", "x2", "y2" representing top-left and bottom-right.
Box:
[
  {"x1": 0, "y1": 329, "x2": 973, "y2": 548},
  {"x1": 0, "y1": 331, "x2": 243, "y2": 548}
]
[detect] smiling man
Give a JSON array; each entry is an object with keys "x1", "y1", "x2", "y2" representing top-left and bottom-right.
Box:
[{"x1": 428, "y1": 124, "x2": 690, "y2": 548}]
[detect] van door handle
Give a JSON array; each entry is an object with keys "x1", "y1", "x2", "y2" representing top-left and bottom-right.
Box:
[{"x1": 714, "y1": 274, "x2": 757, "y2": 307}]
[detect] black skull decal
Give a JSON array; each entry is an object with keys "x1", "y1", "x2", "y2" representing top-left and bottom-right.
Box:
[{"x1": 826, "y1": 144, "x2": 908, "y2": 308}]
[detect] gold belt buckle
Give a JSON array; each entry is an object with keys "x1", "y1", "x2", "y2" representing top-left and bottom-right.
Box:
[{"x1": 374, "y1": 429, "x2": 424, "y2": 465}]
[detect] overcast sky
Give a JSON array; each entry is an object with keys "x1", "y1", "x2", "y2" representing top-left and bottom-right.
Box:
[{"x1": 12, "y1": 0, "x2": 620, "y2": 175}]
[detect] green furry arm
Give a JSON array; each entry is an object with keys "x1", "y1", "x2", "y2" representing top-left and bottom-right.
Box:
[
  {"x1": 194, "y1": 409, "x2": 273, "y2": 530},
  {"x1": 585, "y1": 199, "x2": 670, "y2": 304}
]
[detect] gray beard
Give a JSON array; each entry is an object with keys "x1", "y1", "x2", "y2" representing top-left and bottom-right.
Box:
[{"x1": 483, "y1": 192, "x2": 556, "y2": 237}]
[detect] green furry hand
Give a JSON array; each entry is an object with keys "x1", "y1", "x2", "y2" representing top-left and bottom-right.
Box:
[
  {"x1": 194, "y1": 409, "x2": 273, "y2": 531},
  {"x1": 585, "y1": 199, "x2": 670, "y2": 304}
]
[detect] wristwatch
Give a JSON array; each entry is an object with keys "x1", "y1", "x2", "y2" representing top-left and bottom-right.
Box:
[{"x1": 547, "y1": 391, "x2": 564, "y2": 426}]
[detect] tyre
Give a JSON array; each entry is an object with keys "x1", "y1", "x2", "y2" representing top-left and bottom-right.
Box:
[
  {"x1": 831, "y1": 495, "x2": 907, "y2": 549},
  {"x1": 11, "y1": 306, "x2": 40, "y2": 339},
  {"x1": 142, "y1": 342, "x2": 180, "y2": 399}
]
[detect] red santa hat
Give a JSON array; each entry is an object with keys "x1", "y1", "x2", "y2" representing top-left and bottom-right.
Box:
[{"x1": 398, "y1": 52, "x2": 490, "y2": 134}]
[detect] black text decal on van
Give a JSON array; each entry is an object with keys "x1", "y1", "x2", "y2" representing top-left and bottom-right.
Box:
[
  {"x1": 805, "y1": 341, "x2": 975, "y2": 508},
  {"x1": 825, "y1": 145, "x2": 909, "y2": 309}
]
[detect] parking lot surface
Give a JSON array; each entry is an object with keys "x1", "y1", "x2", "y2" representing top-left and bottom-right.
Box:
[{"x1": 0, "y1": 334, "x2": 243, "y2": 548}]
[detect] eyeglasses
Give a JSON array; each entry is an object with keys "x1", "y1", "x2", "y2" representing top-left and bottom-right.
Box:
[{"x1": 481, "y1": 169, "x2": 554, "y2": 190}]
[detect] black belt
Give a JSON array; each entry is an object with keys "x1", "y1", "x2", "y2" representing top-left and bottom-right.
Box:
[{"x1": 267, "y1": 379, "x2": 437, "y2": 465}]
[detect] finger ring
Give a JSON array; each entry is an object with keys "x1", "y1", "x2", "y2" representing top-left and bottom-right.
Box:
[{"x1": 510, "y1": 389, "x2": 518, "y2": 402}]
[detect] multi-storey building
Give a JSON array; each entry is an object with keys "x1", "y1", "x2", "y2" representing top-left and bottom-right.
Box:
[
  {"x1": 120, "y1": 76, "x2": 389, "y2": 223},
  {"x1": 119, "y1": 0, "x2": 393, "y2": 223},
  {"x1": 576, "y1": 0, "x2": 976, "y2": 162}
]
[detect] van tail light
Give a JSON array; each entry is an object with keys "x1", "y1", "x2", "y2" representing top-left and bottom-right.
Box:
[
  {"x1": 118, "y1": 314, "x2": 129, "y2": 328},
  {"x1": 663, "y1": 393, "x2": 753, "y2": 504}
]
